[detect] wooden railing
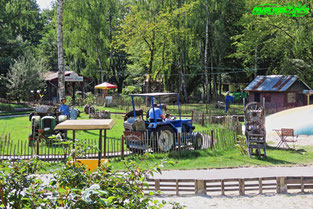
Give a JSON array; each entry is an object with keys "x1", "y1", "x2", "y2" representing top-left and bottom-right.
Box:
[{"x1": 145, "y1": 176, "x2": 313, "y2": 196}]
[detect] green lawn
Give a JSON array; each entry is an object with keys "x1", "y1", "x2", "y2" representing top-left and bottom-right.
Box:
[{"x1": 109, "y1": 145, "x2": 313, "y2": 171}]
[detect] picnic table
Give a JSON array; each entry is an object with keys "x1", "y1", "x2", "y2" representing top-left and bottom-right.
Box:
[{"x1": 55, "y1": 119, "x2": 116, "y2": 166}]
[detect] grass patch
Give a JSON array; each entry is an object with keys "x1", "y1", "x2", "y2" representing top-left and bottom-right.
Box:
[{"x1": 110, "y1": 145, "x2": 313, "y2": 171}]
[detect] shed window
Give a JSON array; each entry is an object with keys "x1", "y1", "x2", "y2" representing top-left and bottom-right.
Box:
[
  {"x1": 287, "y1": 93, "x2": 296, "y2": 103},
  {"x1": 265, "y1": 95, "x2": 271, "y2": 102}
]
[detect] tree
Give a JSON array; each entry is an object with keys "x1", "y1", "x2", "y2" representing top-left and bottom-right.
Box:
[
  {"x1": 231, "y1": 0, "x2": 313, "y2": 85},
  {"x1": 6, "y1": 51, "x2": 47, "y2": 102},
  {"x1": 57, "y1": 0, "x2": 65, "y2": 101}
]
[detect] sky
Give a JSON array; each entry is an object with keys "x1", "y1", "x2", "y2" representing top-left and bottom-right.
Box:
[{"x1": 36, "y1": 0, "x2": 55, "y2": 10}]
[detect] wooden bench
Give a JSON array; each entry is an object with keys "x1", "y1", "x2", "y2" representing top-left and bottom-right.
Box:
[{"x1": 274, "y1": 128, "x2": 298, "y2": 149}]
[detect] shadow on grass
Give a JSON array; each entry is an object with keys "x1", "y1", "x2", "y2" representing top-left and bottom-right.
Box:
[
  {"x1": 256, "y1": 156, "x2": 294, "y2": 165},
  {"x1": 267, "y1": 145, "x2": 307, "y2": 154}
]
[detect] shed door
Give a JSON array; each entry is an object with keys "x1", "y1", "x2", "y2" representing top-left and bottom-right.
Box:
[{"x1": 255, "y1": 93, "x2": 260, "y2": 102}]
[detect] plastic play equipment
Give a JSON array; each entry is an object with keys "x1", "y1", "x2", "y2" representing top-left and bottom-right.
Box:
[{"x1": 265, "y1": 104, "x2": 313, "y2": 138}]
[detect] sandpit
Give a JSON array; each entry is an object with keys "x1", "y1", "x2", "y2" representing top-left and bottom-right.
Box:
[{"x1": 155, "y1": 194, "x2": 313, "y2": 209}]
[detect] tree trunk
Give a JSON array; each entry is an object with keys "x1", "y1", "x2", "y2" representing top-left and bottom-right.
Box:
[
  {"x1": 204, "y1": 4, "x2": 210, "y2": 104},
  {"x1": 96, "y1": 46, "x2": 104, "y2": 83},
  {"x1": 57, "y1": 0, "x2": 65, "y2": 101},
  {"x1": 209, "y1": 44, "x2": 217, "y2": 100}
]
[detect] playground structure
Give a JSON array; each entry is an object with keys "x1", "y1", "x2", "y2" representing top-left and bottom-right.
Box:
[
  {"x1": 244, "y1": 102, "x2": 266, "y2": 157},
  {"x1": 123, "y1": 93, "x2": 203, "y2": 152}
]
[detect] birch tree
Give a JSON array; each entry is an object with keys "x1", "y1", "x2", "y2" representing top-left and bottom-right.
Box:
[{"x1": 57, "y1": 0, "x2": 65, "y2": 101}]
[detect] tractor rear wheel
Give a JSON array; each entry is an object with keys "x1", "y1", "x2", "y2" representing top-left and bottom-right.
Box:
[
  {"x1": 193, "y1": 132, "x2": 203, "y2": 150},
  {"x1": 152, "y1": 126, "x2": 175, "y2": 152}
]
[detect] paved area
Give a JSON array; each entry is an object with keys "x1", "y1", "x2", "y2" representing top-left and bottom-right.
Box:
[{"x1": 152, "y1": 166, "x2": 313, "y2": 180}]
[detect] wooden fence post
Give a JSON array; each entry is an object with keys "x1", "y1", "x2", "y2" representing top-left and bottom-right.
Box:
[
  {"x1": 195, "y1": 180, "x2": 206, "y2": 195},
  {"x1": 258, "y1": 178, "x2": 263, "y2": 194},
  {"x1": 276, "y1": 177, "x2": 287, "y2": 194},
  {"x1": 221, "y1": 180, "x2": 225, "y2": 195},
  {"x1": 176, "y1": 180, "x2": 179, "y2": 196},
  {"x1": 201, "y1": 113, "x2": 204, "y2": 127},
  {"x1": 301, "y1": 176, "x2": 304, "y2": 193},
  {"x1": 155, "y1": 179, "x2": 160, "y2": 192},
  {"x1": 121, "y1": 135, "x2": 124, "y2": 160},
  {"x1": 239, "y1": 179, "x2": 245, "y2": 195},
  {"x1": 36, "y1": 139, "x2": 39, "y2": 156}
]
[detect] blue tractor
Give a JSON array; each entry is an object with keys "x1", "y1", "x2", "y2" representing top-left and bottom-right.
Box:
[{"x1": 124, "y1": 93, "x2": 203, "y2": 152}]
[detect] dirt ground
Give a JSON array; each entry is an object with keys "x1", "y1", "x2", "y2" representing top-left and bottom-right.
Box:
[
  {"x1": 266, "y1": 132, "x2": 313, "y2": 147},
  {"x1": 155, "y1": 193, "x2": 313, "y2": 209}
]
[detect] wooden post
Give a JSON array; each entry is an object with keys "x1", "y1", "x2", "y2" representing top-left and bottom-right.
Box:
[
  {"x1": 195, "y1": 180, "x2": 206, "y2": 195},
  {"x1": 72, "y1": 130, "x2": 75, "y2": 149},
  {"x1": 155, "y1": 179, "x2": 160, "y2": 192},
  {"x1": 210, "y1": 130, "x2": 214, "y2": 149},
  {"x1": 258, "y1": 178, "x2": 263, "y2": 194},
  {"x1": 121, "y1": 135, "x2": 124, "y2": 160},
  {"x1": 307, "y1": 94, "x2": 310, "y2": 105},
  {"x1": 300, "y1": 176, "x2": 304, "y2": 193},
  {"x1": 36, "y1": 139, "x2": 39, "y2": 156},
  {"x1": 239, "y1": 179, "x2": 245, "y2": 195},
  {"x1": 98, "y1": 129, "x2": 102, "y2": 167},
  {"x1": 276, "y1": 177, "x2": 287, "y2": 194},
  {"x1": 176, "y1": 180, "x2": 179, "y2": 196},
  {"x1": 201, "y1": 113, "x2": 204, "y2": 127},
  {"x1": 221, "y1": 180, "x2": 225, "y2": 195},
  {"x1": 103, "y1": 130, "x2": 107, "y2": 158}
]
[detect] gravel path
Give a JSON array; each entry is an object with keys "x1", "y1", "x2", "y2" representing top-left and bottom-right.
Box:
[{"x1": 152, "y1": 166, "x2": 313, "y2": 180}]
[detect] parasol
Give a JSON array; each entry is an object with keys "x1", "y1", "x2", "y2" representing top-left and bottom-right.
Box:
[{"x1": 95, "y1": 82, "x2": 117, "y2": 96}]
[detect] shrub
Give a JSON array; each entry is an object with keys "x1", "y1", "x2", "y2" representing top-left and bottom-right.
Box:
[{"x1": 0, "y1": 139, "x2": 177, "y2": 208}]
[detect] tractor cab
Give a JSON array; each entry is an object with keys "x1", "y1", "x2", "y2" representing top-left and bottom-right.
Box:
[{"x1": 123, "y1": 93, "x2": 202, "y2": 152}]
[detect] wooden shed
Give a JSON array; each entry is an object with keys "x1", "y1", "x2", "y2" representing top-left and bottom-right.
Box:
[
  {"x1": 44, "y1": 71, "x2": 92, "y2": 103},
  {"x1": 244, "y1": 75, "x2": 311, "y2": 113}
]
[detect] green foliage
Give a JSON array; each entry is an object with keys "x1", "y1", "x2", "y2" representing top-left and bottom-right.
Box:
[
  {"x1": 122, "y1": 85, "x2": 141, "y2": 94},
  {"x1": 0, "y1": 149, "x2": 175, "y2": 208},
  {"x1": 235, "y1": 135, "x2": 248, "y2": 155},
  {"x1": 6, "y1": 51, "x2": 47, "y2": 102}
]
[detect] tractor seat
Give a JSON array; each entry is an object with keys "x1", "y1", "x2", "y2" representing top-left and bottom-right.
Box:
[{"x1": 149, "y1": 118, "x2": 162, "y2": 122}]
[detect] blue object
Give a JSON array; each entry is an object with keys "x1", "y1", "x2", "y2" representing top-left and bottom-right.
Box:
[
  {"x1": 127, "y1": 93, "x2": 195, "y2": 150},
  {"x1": 149, "y1": 107, "x2": 162, "y2": 120},
  {"x1": 70, "y1": 109, "x2": 78, "y2": 120},
  {"x1": 225, "y1": 95, "x2": 234, "y2": 113},
  {"x1": 59, "y1": 104, "x2": 70, "y2": 117}
]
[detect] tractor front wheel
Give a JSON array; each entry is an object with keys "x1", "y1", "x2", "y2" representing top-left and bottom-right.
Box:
[{"x1": 152, "y1": 126, "x2": 175, "y2": 152}]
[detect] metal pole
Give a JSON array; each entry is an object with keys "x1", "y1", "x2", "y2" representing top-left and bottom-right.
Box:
[
  {"x1": 152, "y1": 97, "x2": 156, "y2": 123},
  {"x1": 98, "y1": 129, "x2": 102, "y2": 166},
  {"x1": 131, "y1": 96, "x2": 136, "y2": 118},
  {"x1": 177, "y1": 94, "x2": 181, "y2": 120},
  {"x1": 103, "y1": 129, "x2": 106, "y2": 159},
  {"x1": 73, "y1": 130, "x2": 75, "y2": 149}
]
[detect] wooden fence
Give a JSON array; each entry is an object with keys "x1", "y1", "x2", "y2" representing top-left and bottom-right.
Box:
[
  {"x1": 0, "y1": 128, "x2": 237, "y2": 162},
  {"x1": 145, "y1": 176, "x2": 313, "y2": 196}
]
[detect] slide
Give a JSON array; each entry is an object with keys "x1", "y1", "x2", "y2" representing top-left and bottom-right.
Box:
[{"x1": 265, "y1": 105, "x2": 313, "y2": 139}]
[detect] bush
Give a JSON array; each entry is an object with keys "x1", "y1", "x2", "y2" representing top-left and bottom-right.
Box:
[
  {"x1": 0, "y1": 139, "x2": 177, "y2": 208},
  {"x1": 122, "y1": 86, "x2": 141, "y2": 95}
]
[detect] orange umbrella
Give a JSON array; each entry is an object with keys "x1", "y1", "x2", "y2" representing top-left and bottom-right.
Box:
[{"x1": 95, "y1": 82, "x2": 117, "y2": 96}]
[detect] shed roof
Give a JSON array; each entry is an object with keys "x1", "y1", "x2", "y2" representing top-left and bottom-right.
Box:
[
  {"x1": 44, "y1": 71, "x2": 91, "y2": 82},
  {"x1": 244, "y1": 75, "x2": 310, "y2": 92},
  {"x1": 130, "y1": 93, "x2": 178, "y2": 97}
]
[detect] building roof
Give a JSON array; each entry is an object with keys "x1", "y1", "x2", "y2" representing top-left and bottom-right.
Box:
[
  {"x1": 45, "y1": 71, "x2": 74, "y2": 81},
  {"x1": 130, "y1": 93, "x2": 178, "y2": 97},
  {"x1": 44, "y1": 71, "x2": 91, "y2": 82},
  {"x1": 244, "y1": 75, "x2": 310, "y2": 92}
]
